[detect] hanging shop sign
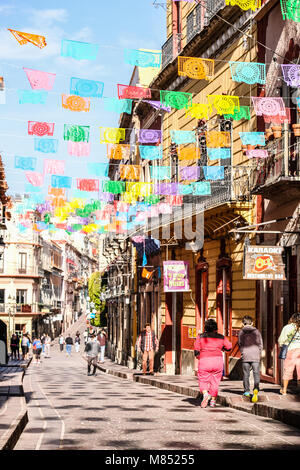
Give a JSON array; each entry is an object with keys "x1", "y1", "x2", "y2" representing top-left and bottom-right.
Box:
[
  {"x1": 243, "y1": 245, "x2": 286, "y2": 280},
  {"x1": 163, "y1": 261, "x2": 190, "y2": 292}
]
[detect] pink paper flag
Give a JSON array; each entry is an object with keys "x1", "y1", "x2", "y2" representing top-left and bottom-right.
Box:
[
  {"x1": 28, "y1": 121, "x2": 55, "y2": 136},
  {"x1": 25, "y1": 171, "x2": 44, "y2": 187},
  {"x1": 23, "y1": 68, "x2": 56, "y2": 90},
  {"x1": 77, "y1": 178, "x2": 99, "y2": 191},
  {"x1": 67, "y1": 141, "x2": 91, "y2": 157},
  {"x1": 44, "y1": 159, "x2": 65, "y2": 175}
]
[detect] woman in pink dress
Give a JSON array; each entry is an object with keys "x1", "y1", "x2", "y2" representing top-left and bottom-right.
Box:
[{"x1": 194, "y1": 319, "x2": 232, "y2": 408}]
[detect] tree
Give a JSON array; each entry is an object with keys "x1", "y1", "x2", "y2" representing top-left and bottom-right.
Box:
[{"x1": 88, "y1": 272, "x2": 107, "y2": 327}]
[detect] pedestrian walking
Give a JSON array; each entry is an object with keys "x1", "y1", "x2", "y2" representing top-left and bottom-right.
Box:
[
  {"x1": 194, "y1": 319, "x2": 232, "y2": 408},
  {"x1": 41, "y1": 334, "x2": 46, "y2": 355},
  {"x1": 278, "y1": 312, "x2": 300, "y2": 395},
  {"x1": 137, "y1": 323, "x2": 159, "y2": 375},
  {"x1": 44, "y1": 334, "x2": 51, "y2": 358},
  {"x1": 97, "y1": 329, "x2": 107, "y2": 363},
  {"x1": 59, "y1": 334, "x2": 65, "y2": 352},
  {"x1": 238, "y1": 315, "x2": 263, "y2": 403},
  {"x1": 32, "y1": 337, "x2": 42, "y2": 364},
  {"x1": 65, "y1": 335, "x2": 73, "y2": 357},
  {"x1": 75, "y1": 333, "x2": 81, "y2": 353},
  {"x1": 10, "y1": 333, "x2": 19, "y2": 361},
  {"x1": 21, "y1": 334, "x2": 30, "y2": 360},
  {"x1": 84, "y1": 333, "x2": 101, "y2": 376},
  {"x1": 83, "y1": 330, "x2": 88, "y2": 345}
]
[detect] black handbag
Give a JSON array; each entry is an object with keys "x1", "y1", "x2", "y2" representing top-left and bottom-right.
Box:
[{"x1": 278, "y1": 329, "x2": 297, "y2": 359}]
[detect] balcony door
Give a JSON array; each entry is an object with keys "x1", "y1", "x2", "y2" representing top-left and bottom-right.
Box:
[
  {"x1": 195, "y1": 260, "x2": 209, "y2": 333},
  {"x1": 216, "y1": 257, "x2": 232, "y2": 375}
]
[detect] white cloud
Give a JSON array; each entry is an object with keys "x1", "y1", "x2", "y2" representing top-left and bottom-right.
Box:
[
  {"x1": 0, "y1": 4, "x2": 15, "y2": 15},
  {"x1": 28, "y1": 8, "x2": 68, "y2": 28}
]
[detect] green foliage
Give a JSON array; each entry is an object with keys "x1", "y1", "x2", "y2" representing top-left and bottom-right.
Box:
[{"x1": 88, "y1": 271, "x2": 107, "y2": 328}]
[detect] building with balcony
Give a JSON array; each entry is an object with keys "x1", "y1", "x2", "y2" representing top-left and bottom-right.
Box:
[
  {"x1": 246, "y1": 0, "x2": 300, "y2": 384},
  {"x1": 0, "y1": 202, "x2": 43, "y2": 340},
  {"x1": 102, "y1": 0, "x2": 299, "y2": 381}
]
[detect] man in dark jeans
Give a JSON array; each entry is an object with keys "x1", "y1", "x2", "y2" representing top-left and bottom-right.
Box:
[
  {"x1": 238, "y1": 315, "x2": 263, "y2": 403},
  {"x1": 137, "y1": 323, "x2": 159, "y2": 375}
]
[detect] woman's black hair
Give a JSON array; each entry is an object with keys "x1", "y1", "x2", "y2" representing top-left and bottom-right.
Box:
[{"x1": 204, "y1": 319, "x2": 218, "y2": 333}]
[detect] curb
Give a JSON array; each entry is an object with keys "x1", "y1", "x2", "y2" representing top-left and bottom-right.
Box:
[
  {"x1": 96, "y1": 362, "x2": 300, "y2": 430},
  {"x1": 0, "y1": 358, "x2": 31, "y2": 450}
]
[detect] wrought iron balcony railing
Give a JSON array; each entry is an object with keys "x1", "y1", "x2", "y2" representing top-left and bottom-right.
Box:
[
  {"x1": 186, "y1": 2, "x2": 203, "y2": 44},
  {"x1": 161, "y1": 33, "x2": 182, "y2": 70},
  {"x1": 204, "y1": 0, "x2": 226, "y2": 26},
  {"x1": 249, "y1": 139, "x2": 300, "y2": 195}
]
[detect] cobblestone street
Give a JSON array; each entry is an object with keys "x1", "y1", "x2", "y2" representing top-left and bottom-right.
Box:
[{"x1": 14, "y1": 344, "x2": 300, "y2": 451}]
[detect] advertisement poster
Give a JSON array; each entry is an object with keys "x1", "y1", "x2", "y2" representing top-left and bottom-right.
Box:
[
  {"x1": 243, "y1": 245, "x2": 286, "y2": 280},
  {"x1": 163, "y1": 261, "x2": 190, "y2": 292}
]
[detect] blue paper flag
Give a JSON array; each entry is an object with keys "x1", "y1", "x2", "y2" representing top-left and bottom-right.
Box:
[
  {"x1": 170, "y1": 130, "x2": 196, "y2": 145},
  {"x1": 24, "y1": 184, "x2": 42, "y2": 193},
  {"x1": 18, "y1": 224, "x2": 29, "y2": 233},
  {"x1": 34, "y1": 138, "x2": 58, "y2": 153},
  {"x1": 15, "y1": 156, "x2": 37, "y2": 171},
  {"x1": 124, "y1": 48, "x2": 161, "y2": 68},
  {"x1": 150, "y1": 166, "x2": 171, "y2": 180},
  {"x1": 61, "y1": 39, "x2": 99, "y2": 61},
  {"x1": 128, "y1": 206, "x2": 137, "y2": 217},
  {"x1": 103, "y1": 98, "x2": 132, "y2": 114},
  {"x1": 192, "y1": 181, "x2": 211, "y2": 195},
  {"x1": 207, "y1": 148, "x2": 231, "y2": 160},
  {"x1": 116, "y1": 212, "x2": 128, "y2": 221},
  {"x1": 51, "y1": 175, "x2": 72, "y2": 189},
  {"x1": 239, "y1": 132, "x2": 265, "y2": 146},
  {"x1": 18, "y1": 90, "x2": 47, "y2": 104},
  {"x1": 87, "y1": 163, "x2": 108, "y2": 178},
  {"x1": 203, "y1": 166, "x2": 224, "y2": 181},
  {"x1": 178, "y1": 184, "x2": 193, "y2": 195},
  {"x1": 70, "y1": 77, "x2": 104, "y2": 97},
  {"x1": 139, "y1": 145, "x2": 163, "y2": 160},
  {"x1": 229, "y1": 61, "x2": 266, "y2": 85},
  {"x1": 142, "y1": 251, "x2": 147, "y2": 266}
]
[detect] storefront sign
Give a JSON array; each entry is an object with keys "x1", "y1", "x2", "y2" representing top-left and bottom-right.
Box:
[
  {"x1": 163, "y1": 261, "x2": 190, "y2": 292},
  {"x1": 188, "y1": 327, "x2": 197, "y2": 339},
  {"x1": 243, "y1": 245, "x2": 286, "y2": 280}
]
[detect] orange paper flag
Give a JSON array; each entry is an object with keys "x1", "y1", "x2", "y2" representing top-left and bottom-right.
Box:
[{"x1": 8, "y1": 29, "x2": 47, "y2": 48}]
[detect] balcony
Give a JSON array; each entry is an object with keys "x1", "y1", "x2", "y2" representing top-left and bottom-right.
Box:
[
  {"x1": 204, "y1": 0, "x2": 226, "y2": 26},
  {"x1": 0, "y1": 303, "x2": 40, "y2": 314},
  {"x1": 161, "y1": 33, "x2": 182, "y2": 70},
  {"x1": 250, "y1": 140, "x2": 300, "y2": 202},
  {"x1": 186, "y1": 3, "x2": 203, "y2": 44}
]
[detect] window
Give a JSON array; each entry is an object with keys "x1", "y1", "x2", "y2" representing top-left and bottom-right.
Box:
[
  {"x1": 16, "y1": 289, "x2": 27, "y2": 305},
  {"x1": 0, "y1": 289, "x2": 4, "y2": 303},
  {"x1": 19, "y1": 252, "x2": 27, "y2": 273}
]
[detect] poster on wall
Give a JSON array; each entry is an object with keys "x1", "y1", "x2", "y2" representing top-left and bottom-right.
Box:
[
  {"x1": 243, "y1": 245, "x2": 286, "y2": 280},
  {"x1": 163, "y1": 261, "x2": 190, "y2": 292}
]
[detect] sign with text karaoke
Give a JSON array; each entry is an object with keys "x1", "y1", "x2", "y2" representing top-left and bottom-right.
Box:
[
  {"x1": 243, "y1": 245, "x2": 286, "y2": 280},
  {"x1": 163, "y1": 261, "x2": 190, "y2": 292}
]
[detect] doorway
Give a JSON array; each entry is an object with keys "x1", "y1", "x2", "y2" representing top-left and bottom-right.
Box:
[
  {"x1": 216, "y1": 256, "x2": 232, "y2": 375},
  {"x1": 195, "y1": 260, "x2": 209, "y2": 334}
]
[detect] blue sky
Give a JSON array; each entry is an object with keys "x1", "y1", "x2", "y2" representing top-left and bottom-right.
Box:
[{"x1": 0, "y1": 0, "x2": 166, "y2": 197}]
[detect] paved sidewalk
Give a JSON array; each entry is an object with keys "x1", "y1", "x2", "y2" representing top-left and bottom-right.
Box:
[
  {"x1": 95, "y1": 359, "x2": 300, "y2": 430},
  {"x1": 0, "y1": 358, "x2": 31, "y2": 450}
]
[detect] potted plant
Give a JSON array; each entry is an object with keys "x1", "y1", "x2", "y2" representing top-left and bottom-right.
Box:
[
  {"x1": 271, "y1": 125, "x2": 282, "y2": 138},
  {"x1": 265, "y1": 128, "x2": 273, "y2": 140},
  {"x1": 292, "y1": 123, "x2": 300, "y2": 137}
]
